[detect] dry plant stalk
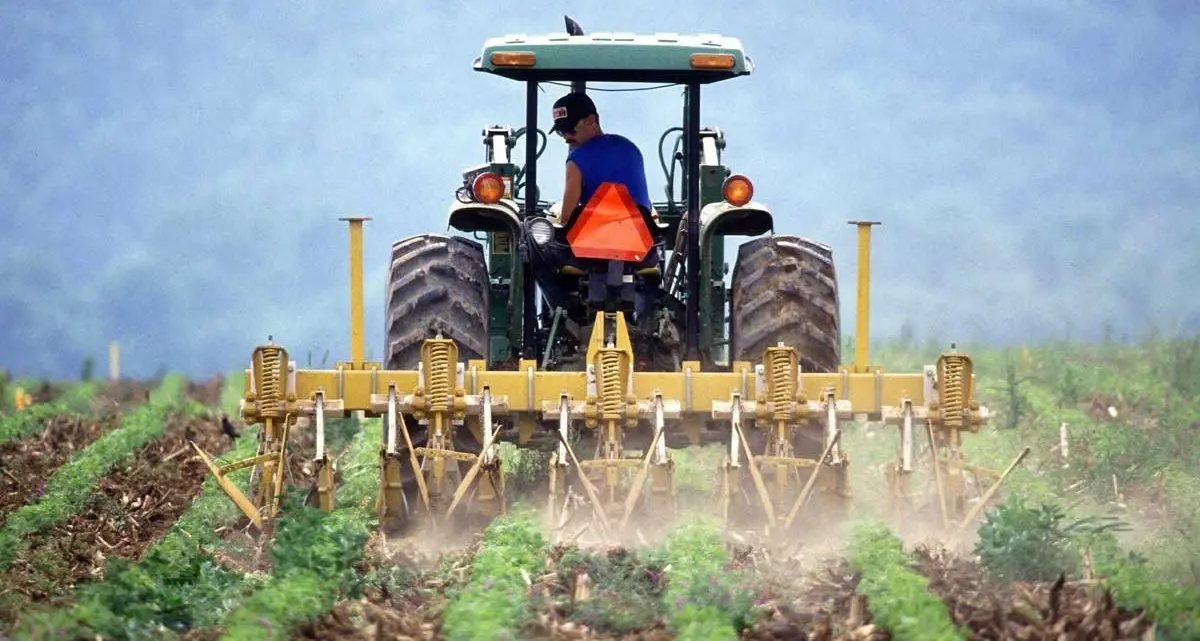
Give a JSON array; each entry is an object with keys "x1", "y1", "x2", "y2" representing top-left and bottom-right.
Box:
[{"x1": 573, "y1": 570, "x2": 591, "y2": 602}]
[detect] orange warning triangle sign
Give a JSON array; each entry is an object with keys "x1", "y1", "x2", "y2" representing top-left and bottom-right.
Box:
[{"x1": 566, "y1": 182, "x2": 654, "y2": 262}]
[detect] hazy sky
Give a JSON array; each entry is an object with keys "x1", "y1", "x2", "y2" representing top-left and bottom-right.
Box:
[{"x1": 2, "y1": 1, "x2": 1198, "y2": 379}]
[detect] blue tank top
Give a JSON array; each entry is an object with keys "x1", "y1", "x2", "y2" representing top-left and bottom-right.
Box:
[{"x1": 567, "y1": 134, "x2": 652, "y2": 212}]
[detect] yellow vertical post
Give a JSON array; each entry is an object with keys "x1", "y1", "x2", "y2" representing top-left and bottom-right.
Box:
[
  {"x1": 848, "y1": 221, "x2": 881, "y2": 373},
  {"x1": 109, "y1": 341, "x2": 120, "y2": 380},
  {"x1": 340, "y1": 217, "x2": 372, "y2": 369}
]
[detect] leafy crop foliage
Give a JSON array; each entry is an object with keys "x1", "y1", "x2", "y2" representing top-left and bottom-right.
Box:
[
  {"x1": 15, "y1": 424, "x2": 264, "y2": 636},
  {"x1": 219, "y1": 493, "x2": 373, "y2": 640},
  {"x1": 879, "y1": 332, "x2": 1200, "y2": 639},
  {"x1": 553, "y1": 546, "x2": 667, "y2": 634},
  {"x1": 441, "y1": 510, "x2": 547, "y2": 641},
  {"x1": 1093, "y1": 550, "x2": 1200, "y2": 639},
  {"x1": 976, "y1": 496, "x2": 1129, "y2": 582},
  {"x1": 848, "y1": 521, "x2": 965, "y2": 641},
  {"x1": 654, "y1": 519, "x2": 758, "y2": 640},
  {"x1": 0, "y1": 375, "x2": 187, "y2": 571},
  {"x1": 219, "y1": 415, "x2": 375, "y2": 641}
]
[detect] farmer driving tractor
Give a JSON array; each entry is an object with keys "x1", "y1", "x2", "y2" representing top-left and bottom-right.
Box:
[
  {"x1": 549, "y1": 91, "x2": 653, "y2": 225},
  {"x1": 520, "y1": 91, "x2": 665, "y2": 325}
]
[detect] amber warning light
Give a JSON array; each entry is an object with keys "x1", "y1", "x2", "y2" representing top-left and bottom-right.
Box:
[
  {"x1": 722, "y1": 174, "x2": 753, "y2": 206},
  {"x1": 472, "y1": 172, "x2": 505, "y2": 204},
  {"x1": 566, "y1": 183, "x2": 654, "y2": 262}
]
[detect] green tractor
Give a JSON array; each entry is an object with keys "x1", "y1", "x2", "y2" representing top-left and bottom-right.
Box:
[{"x1": 381, "y1": 18, "x2": 845, "y2": 531}]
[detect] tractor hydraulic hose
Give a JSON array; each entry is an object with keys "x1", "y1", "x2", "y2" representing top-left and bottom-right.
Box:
[
  {"x1": 657, "y1": 127, "x2": 684, "y2": 208},
  {"x1": 511, "y1": 126, "x2": 547, "y2": 200}
]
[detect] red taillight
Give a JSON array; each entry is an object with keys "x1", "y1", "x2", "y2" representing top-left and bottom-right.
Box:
[
  {"x1": 566, "y1": 182, "x2": 653, "y2": 262},
  {"x1": 472, "y1": 172, "x2": 505, "y2": 204}
]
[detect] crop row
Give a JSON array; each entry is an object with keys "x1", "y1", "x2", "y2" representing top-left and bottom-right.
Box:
[
  {"x1": 13, "y1": 374, "x2": 372, "y2": 640},
  {"x1": 848, "y1": 522, "x2": 965, "y2": 641},
  {"x1": 13, "y1": 373, "x2": 253, "y2": 639},
  {"x1": 0, "y1": 375, "x2": 189, "y2": 573},
  {"x1": 217, "y1": 415, "x2": 375, "y2": 640},
  {"x1": 656, "y1": 520, "x2": 755, "y2": 640},
  {"x1": 441, "y1": 510, "x2": 547, "y2": 641}
]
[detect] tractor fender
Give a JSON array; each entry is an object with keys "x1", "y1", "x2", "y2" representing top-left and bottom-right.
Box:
[
  {"x1": 698, "y1": 200, "x2": 774, "y2": 245},
  {"x1": 447, "y1": 199, "x2": 522, "y2": 235}
]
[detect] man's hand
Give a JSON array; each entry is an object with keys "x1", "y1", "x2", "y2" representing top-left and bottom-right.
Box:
[{"x1": 559, "y1": 161, "x2": 582, "y2": 226}]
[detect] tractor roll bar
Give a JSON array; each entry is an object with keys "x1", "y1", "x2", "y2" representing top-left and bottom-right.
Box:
[
  {"x1": 684, "y1": 82, "x2": 701, "y2": 361},
  {"x1": 523, "y1": 80, "x2": 539, "y2": 360}
]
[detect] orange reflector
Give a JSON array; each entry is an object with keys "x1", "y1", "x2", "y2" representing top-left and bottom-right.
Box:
[
  {"x1": 473, "y1": 172, "x2": 505, "y2": 204},
  {"x1": 491, "y1": 51, "x2": 536, "y2": 67},
  {"x1": 722, "y1": 174, "x2": 753, "y2": 206},
  {"x1": 567, "y1": 182, "x2": 654, "y2": 262},
  {"x1": 690, "y1": 53, "x2": 736, "y2": 69}
]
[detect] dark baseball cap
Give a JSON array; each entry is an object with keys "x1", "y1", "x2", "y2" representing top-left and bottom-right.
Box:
[{"x1": 550, "y1": 92, "x2": 597, "y2": 133}]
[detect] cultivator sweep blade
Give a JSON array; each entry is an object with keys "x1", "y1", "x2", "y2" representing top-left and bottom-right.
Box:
[{"x1": 882, "y1": 352, "x2": 1025, "y2": 540}]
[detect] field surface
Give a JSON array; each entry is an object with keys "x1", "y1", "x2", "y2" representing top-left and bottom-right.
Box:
[{"x1": 0, "y1": 336, "x2": 1197, "y2": 640}]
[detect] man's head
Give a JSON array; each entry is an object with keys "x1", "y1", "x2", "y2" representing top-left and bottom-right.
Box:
[{"x1": 551, "y1": 92, "x2": 601, "y2": 148}]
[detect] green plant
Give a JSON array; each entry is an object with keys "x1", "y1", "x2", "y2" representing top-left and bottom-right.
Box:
[
  {"x1": 11, "y1": 423, "x2": 265, "y2": 639},
  {"x1": 0, "y1": 375, "x2": 187, "y2": 571},
  {"x1": 975, "y1": 497, "x2": 1128, "y2": 582},
  {"x1": 1093, "y1": 549, "x2": 1200, "y2": 640},
  {"x1": 1000, "y1": 350, "x2": 1032, "y2": 430},
  {"x1": 654, "y1": 520, "x2": 759, "y2": 640},
  {"x1": 1157, "y1": 336, "x2": 1200, "y2": 400},
  {"x1": 441, "y1": 510, "x2": 547, "y2": 641},
  {"x1": 555, "y1": 546, "x2": 666, "y2": 634},
  {"x1": 218, "y1": 418, "x2": 384, "y2": 641},
  {"x1": 848, "y1": 522, "x2": 965, "y2": 641},
  {"x1": 1055, "y1": 362, "x2": 1085, "y2": 408},
  {"x1": 220, "y1": 493, "x2": 374, "y2": 641}
]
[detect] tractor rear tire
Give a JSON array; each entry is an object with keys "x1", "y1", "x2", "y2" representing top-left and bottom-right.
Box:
[
  {"x1": 729, "y1": 234, "x2": 841, "y2": 373},
  {"x1": 384, "y1": 234, "x2": 491, "y2": 369},
  {"x1": 383, "y1": 234, "x2": 490, "y2": 523},
  {"x1": 728, "y1": 235, "x2": 847, "y2": 534}
]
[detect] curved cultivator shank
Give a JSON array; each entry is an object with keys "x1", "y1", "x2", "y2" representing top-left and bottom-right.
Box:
[
  {"x1": 189, "y1": 220, "x2": 1009, "y2": 547},
  {"x1": 883, "y1": 358, "x2": 1030, "y2": 545}
]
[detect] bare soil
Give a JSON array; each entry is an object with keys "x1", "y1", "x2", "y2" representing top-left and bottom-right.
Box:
[
  {"x1": 289, "y1": 534, "x2": 1160, "y2": 641},
  {"x1": 0, "y1": 411, "x2": 238, "y2": 624},
  {"x1": 911, "y1": 544, "x2": 1157, "y2": 640},
  {"x1": 0, "y1": 411, "x2": 125, "y2": 521}
]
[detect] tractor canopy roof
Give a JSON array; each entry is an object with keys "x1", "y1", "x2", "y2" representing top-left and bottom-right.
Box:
[{"x1": 473, "y1": 31, "x2": 753, "y2": 84}]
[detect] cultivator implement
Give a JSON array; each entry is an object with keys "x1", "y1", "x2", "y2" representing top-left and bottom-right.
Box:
[
  {"x1": 191, "y1": 218, "x2": 998, "y2": 545},
  {"x1": 882, "y1": 351, "x2": 1028, "y2": 539}
]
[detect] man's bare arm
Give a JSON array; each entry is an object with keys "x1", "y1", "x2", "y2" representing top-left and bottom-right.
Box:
[{"x1": 559, "y1": 161, "x2": 582, "y2": 225}]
